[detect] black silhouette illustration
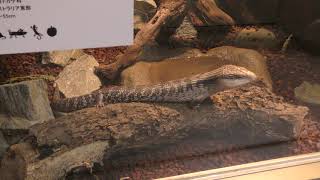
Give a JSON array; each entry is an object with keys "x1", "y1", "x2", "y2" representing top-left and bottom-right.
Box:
[
  {"x1": 0, "y1": 32, "x2": 6, "y2": 39},
  {"x1": 31, "y1": 25, "x2": 43, "y2": 40},
  {"x1": 9, "y1": 29, "x2": 27, "y2": 38},
  {"x1": 47, "y1": 26, "x2": 57, "y2": 37}
]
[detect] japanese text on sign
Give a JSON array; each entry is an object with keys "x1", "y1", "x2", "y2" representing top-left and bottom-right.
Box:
[{"x1": 0, "y1": 0, "x2": 133, "y2": 54}]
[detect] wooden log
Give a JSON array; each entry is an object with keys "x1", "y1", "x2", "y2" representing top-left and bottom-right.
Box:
[
  {"x1": 190, "y1": 0, "x2": 235, "y2": 26},
  {"x1": 0, "y1": 82, "x2": 308, "y2": 180},
  {"x1": 95, "y1": 0, "x2": 236, "y2": 82},
  {"x1": 95, "y1": 0, "x2": 189, "y2": 81},
  {"x1": 0, "y1": 142, "x2": 108, "y2": 180}
]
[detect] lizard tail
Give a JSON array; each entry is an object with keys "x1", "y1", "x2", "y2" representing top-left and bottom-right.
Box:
[{"x1": 51, "y1": 93, "x2": 99, "y2": 113}]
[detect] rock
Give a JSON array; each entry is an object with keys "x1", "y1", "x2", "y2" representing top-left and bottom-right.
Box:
[
  {"x1": 134, "y1": 0, "x2": 156, "y2": 34},
  {"x1": 0, "y1": 131, "x2": 9, "y2": 158},
  {"x1": 0, "y1": 80, "x2": 54, "y2": 130},
  {"x1": 280, "y1": 0, "x2": 320, "y2": 54},
  {"x1": 234, "y1": 28, "x2": 279, "y2": 49},
  {"x1": 121, "y1": 46, "x2": 272, "y2": 89},
  {"x1": 41, "y1": 49, "x2": 86, "y2": 66},
  {"x1": 295, "y1": 81, "x2": 320, "y2": 105},
  {"x1": 138, "y1": 43, "x2": 204, "y2": 62},
  {"x1": 55, "y1": 54, "x2": 102, "y2": 98}
]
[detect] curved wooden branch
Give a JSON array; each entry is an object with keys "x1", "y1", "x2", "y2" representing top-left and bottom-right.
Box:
[
  {"x1": 190, "y1": 0, "x2": 235, "y2": 26},
  {"x1": 95, "y1": 0, "x2": 189, "y2": 81}
]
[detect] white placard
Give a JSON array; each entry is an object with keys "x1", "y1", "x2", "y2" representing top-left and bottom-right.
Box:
[{"x1": 0, "y1": 0, "x2": 133, "y2": 54}]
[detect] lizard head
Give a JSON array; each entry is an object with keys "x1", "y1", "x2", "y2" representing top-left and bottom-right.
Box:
[{"x1": 197, "y1": 65, "x2": 257, "y2": 89}]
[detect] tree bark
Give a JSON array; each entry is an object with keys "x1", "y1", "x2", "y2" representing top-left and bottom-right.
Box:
[
  {"x1": 0, "y1": 82, "x2": 308, "y2": 180},
  {"x1": 95, "y1": 0, "x2": 189, "y2": 81},
  {"x1": 95, "y1": 0, "x2": 236, "y2": 82},
  {"x1": 190, "y1": 0, "x2": 235, "y2": 26}
]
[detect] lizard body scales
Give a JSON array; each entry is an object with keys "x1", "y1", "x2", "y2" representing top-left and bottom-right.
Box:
[{"x1": 51, "y1": 65, "x2": 257, "y2": 112}]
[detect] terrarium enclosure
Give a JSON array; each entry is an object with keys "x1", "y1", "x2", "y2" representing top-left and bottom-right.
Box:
[{"x1": 0, "y1": 0, "x2": 320, "y2": 179}]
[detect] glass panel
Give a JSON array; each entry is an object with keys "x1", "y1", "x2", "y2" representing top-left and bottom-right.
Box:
[{"x1": 0, "y1": 0, "x2": 319, "y2": 179}]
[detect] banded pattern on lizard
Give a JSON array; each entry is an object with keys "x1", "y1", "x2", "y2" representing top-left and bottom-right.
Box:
[{"x1": 51, "y1": 65, "x2": 257, "y2": 112}]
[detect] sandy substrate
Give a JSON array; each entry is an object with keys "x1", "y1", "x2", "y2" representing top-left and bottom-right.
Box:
[{"x1": 0, "y1": 46, "x2": 320, "y2": 179}]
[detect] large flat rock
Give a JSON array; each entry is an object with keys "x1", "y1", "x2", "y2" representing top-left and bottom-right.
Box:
[
  {"x1": 121, "y1": 46, "x2": 272, "y2": 89},
  {"x1": 0, "y1": 80, "x2": 54, "y2": 130},
  {"x1": 137, "y1": 43, "x2": 204, "y2": 62}
]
